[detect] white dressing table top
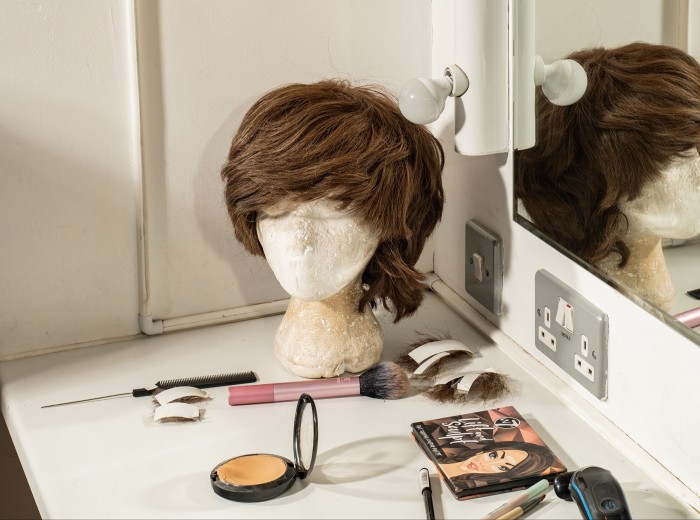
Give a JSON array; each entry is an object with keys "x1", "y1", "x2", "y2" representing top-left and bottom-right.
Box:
[{"x1": 0, "y1": 293, "x2": 695, "y2": 519}]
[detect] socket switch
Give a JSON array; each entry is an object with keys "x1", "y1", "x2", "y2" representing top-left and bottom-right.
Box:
[
  {"x1": 465, "y1": 220, "x2": 503, "y2": 316},
  {"x1": 535, "y1": 270, "x2": 608, "y2": 400}
]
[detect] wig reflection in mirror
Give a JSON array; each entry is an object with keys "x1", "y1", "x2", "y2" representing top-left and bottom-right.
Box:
[
  {"x1": 221, "y1": 80, "x2": 444, "y2": 378},
  {"x1": 515, "y1": 43, "x2": 700, "y2": 310}
]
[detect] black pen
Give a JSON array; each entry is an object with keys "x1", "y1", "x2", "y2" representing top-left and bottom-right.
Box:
[{"x1": 419, "y1": 467, "x2": 436, "y2": 520}]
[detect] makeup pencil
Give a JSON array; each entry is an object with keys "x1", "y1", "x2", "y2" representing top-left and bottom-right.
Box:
[
  {"x1": 419, "y1": 468, "x2": 436, "y2": 520},
  {"x1": 228, "y1": 362, "x2": 409, "y2": 405},
  {"x1": 495, "y1": 494, "x2": 546, "y2": 520},
  {"x1": 481, "y1": 479, "x2": 549, "y2": 520}
]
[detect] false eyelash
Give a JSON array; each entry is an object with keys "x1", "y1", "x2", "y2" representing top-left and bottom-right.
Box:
[
  {"x1": 150, "y1": 388, "x2": 212, "y2": 405},
  {"x1": 422, "y1": 372, "x2": 511, "y2": 404},
  {"x1": 152, "y1": 408, "x2": 206, "y2": 423},
  {"x1": 394, "y1": 332, "x2": 512, "y2": 404},
  {"x1": 394, "y1": 333, "x2": 467, "y2": 375}
]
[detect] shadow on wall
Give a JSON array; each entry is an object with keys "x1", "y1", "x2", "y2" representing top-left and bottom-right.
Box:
[{"x1": 193, "y1": 104, "x2": 283, "y2": 301}]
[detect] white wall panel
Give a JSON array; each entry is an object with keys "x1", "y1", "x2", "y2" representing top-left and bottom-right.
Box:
[{"x1": 0, "y1": 0, "x2": 139, "y2": 358}]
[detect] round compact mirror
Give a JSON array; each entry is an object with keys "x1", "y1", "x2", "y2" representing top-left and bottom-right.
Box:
[
  {"x1": 293, "y1": 392, "x2": 318, "y2": 478},
  {"x1": 210, "y1": 393, "x2": 318, "y2": 502}
]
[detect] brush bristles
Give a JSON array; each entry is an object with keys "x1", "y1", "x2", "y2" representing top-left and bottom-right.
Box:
[{"x1": 358, "y1": 362, "x2": 410, "y2": 400}]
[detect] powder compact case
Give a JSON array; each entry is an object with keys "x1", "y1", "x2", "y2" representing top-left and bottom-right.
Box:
[{"x1": 210, "y1": 393, "x2": 318, "y2": 502}]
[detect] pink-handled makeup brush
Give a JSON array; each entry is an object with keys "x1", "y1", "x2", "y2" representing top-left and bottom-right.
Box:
[
  {"x1": 674, "y1": 306, "x2": 700, "y2": 329},
  {"x1": 228, "y1": 362, "x2": 409, "y2": 405}
]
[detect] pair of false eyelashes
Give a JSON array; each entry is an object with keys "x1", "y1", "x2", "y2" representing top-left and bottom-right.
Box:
[
  {"x1": 151, "y1": 387, "x2": 212, "y2": 423},
  {"x1": 394, "y1": 335, "x2": 511, "y2": 404}
]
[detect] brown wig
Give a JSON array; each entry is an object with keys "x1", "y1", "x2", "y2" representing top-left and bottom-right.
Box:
[
  {"x1": 221, "y1": 79, "x2": 444, "y2": 321},
  {"x1": 515, "y1": 42, "x2": 700, "y2": 266}
]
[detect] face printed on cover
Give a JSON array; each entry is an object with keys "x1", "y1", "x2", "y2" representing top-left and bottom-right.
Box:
[
  {"x1": 257, "y1": 198, "x2": 379, "y2": 302},
  {"x1": 460, "y1": 449, "x2": 528, "y2": 474}
]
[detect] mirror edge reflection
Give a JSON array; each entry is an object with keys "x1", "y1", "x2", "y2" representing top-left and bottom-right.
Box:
[{"x1": 512, "y1": 211, "x2": 700, "y2": 346}]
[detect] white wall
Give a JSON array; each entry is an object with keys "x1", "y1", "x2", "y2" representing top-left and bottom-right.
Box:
[
  {"x1": 535, "y1": 0, "x2": 684, "y2": 61},
  {"x1": 431, "y1": 0, "x2": 700, "y2": 499},
  {"x1": 0, "y1": 0, "x2": 140, "y2": 358}
]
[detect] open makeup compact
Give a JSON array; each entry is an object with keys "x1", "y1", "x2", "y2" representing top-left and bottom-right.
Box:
[{"x1": 210, "y1": 393, "x2": 319, "y2": 502}]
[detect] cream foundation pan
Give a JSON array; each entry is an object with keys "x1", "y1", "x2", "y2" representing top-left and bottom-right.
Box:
[{"x1": 210, "y1": 393, "x2": 318, "y2": 502}]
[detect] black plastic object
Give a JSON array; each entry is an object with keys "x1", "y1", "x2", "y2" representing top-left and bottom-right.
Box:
[
  {"x1": 554, "y1": 466, "x2": 632, "y2": 520},
  {"x1": 687, "y1": 288, "x2": 700, "y2": 300},
  {"x1": 211, "y1": 393, "x2": 318, "y2": 502},
  {"x1": 554, "y1": 471, "x2": 575, "y2": 500},
  {"x1": 292, "y1": 392, "x2": 318, "y2": 478},
  {"x1": 135, "y1": 371, "x2": 257, "y2": 396}
]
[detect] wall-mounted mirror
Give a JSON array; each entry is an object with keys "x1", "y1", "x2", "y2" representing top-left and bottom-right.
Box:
[{"x1": 514, "y1": 0, "x2": 700, "y2": 345}]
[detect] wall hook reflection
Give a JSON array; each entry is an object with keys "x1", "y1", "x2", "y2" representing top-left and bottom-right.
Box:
[{"x1": 534, "y1": 55, "x2": 588, "y2": 106}]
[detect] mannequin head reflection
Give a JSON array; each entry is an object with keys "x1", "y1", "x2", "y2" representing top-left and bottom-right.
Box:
[
  {"x1": 597, "y1": 152, "x2": 700, "y2": 308},
  {"x1": 515, "y1": 42, "x2": 700, "y2": 310},
  {"x1": 221, "y1": 79, "x2": 444, "y2": 377}
]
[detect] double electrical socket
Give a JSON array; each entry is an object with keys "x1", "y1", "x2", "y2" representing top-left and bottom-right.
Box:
[{"x1": 534, "y1": 270, "x2": 609, "y2": 400}]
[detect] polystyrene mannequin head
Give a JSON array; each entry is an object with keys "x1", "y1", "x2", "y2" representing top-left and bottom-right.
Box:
[
  {"x1": 221, "y1": 79, "x2": 444, "y2": 321},
  {"x1": 515, "y1": 42, "x2": 700, "y2": 267},
  {"x1": 256, "y1": 198, "x2": 379, "y2": 301}
]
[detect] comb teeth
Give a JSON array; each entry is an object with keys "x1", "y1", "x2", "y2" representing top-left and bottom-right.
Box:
[{"x1": 156, "y1": 371, "x2": 257, "y2": 389}]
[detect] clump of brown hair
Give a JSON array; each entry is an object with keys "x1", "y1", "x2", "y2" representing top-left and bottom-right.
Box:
[
  {"x1": 515, "y1": 42, "x2": 700, "y2": 266},
  {"x1": 394, "y1": 334, "x2": 511, "y2": 404},
  {"x1": 221, "y1": 79, "x2": 444, "y2": 321},
  {"x1": 422, "y1": 371, "x2": 511, "y2": 404}
]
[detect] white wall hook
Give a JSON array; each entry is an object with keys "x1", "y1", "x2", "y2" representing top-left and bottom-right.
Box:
[
  {"x1": 534, "y1": 55, "x2": 588, "y2": 106},
  {"x1": 399, "y1": 64, "x2": 469, "y2": 125},
  {"x1": 444, "y1": 64, "x2": 470, "y2": 97}
]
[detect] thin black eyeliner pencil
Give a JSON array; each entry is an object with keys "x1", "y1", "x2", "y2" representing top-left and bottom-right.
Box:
[{"x1": 419, "y1": 468, "x2": 436, "y2": 520}]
